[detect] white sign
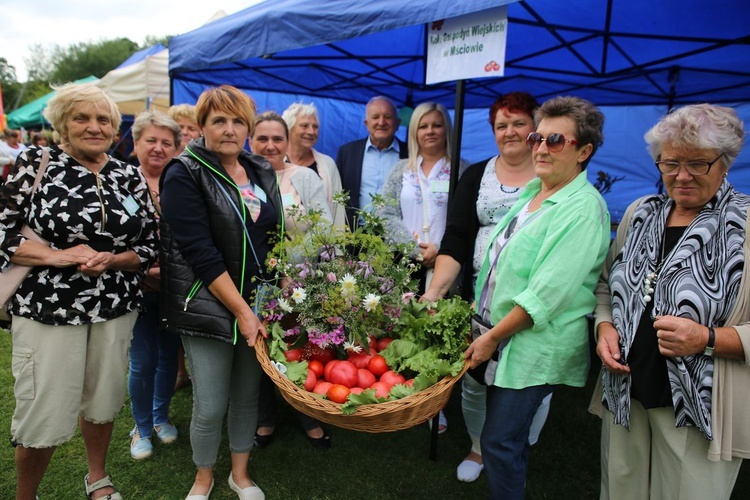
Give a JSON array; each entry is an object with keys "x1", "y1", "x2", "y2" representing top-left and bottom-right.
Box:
[{"x1": 425, "y1": 6, "x2": 508, "y2": 85}]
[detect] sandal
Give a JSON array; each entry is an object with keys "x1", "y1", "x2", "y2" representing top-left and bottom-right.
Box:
[
  {"x1": 84, "y1": 474, "x2": 122, "y2": 500},
  {"x1": 427, "y1": 410, "x2": 448, "y2": 435}
]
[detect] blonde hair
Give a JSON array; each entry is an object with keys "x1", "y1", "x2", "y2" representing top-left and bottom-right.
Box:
[
  {"x1": 167, "y1": 104, "x2": 197, "y2": 124},
  {"x1": 43, "y1": 83, "x2": 122, "y2": 142},
  {"x1": 406, "y1": 102, "x2": 452, "y2": 170}
]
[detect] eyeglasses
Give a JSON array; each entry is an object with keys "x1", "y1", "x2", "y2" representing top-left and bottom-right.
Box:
[
  {"x1": 526, "y1": 132, "x2": 579, "y2": 152},
  {"x1": 655, "y1": 154, "x2": 724, "y2": 176}
]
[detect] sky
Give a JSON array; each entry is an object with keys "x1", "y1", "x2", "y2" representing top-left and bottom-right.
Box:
[{"x1": 1, "y1": 0, "x2": 264, "y2": 81}]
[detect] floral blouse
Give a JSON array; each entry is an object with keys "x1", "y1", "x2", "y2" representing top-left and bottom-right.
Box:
[{"x1": 0, "y1": 146, "x2": 158, "y2": 325}]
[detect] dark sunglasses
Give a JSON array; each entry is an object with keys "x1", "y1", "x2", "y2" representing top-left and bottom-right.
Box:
[{"x1": 526, "y1": 132, "x2": 579, "y2": 153}]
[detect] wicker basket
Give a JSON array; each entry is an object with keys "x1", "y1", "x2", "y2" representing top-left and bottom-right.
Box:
[{"x1": 255, "y1": 338, "x2": 468, "y2": 433}]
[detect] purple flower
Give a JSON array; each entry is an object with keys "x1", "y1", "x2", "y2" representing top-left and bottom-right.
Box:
[{"x1": 326, "y1": 272, "x2": 337, "y2": 282}]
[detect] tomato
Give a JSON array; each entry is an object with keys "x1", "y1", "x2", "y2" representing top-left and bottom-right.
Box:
[
  {"x1": 313, "y1": 381, "x2": 332, "y2": 395},
  {"x1": 304, "y1": 342, "x2": 336, "y2": 365},
  {"x1": 368, "y1": 335, "x2": 378, "y2": 353},
  {"x1": 357, "y1": 368, "x2": 376, "y2": 389},
  {"x1": 308, "y1": 360, "x2": 324, "y2": 379},
  {"x1": 347, "y1": 351, "x2": 373, "y2": 369},
  {"x1": 349, "y1": 387, "x2": 364, "y2": 395},
  {"x1": 327, "y1": 384, "x2": 351, "y2": 404},
  {"x1": 376, "y1": 337, "x2": 394, "y2": 352},
  {"x1": 367, "y1": 355, "x2": 389, "y2": 377},
  {"x1": 323, "y1": 360, "x2": 339, "y2": 381},
  {"x1": 303, "y1": 368, "x2": 317, "y2": 391},
  {"x1": 380, "y1": 370, "x2": 405, "y2": 387},
  {"x1": 404, "y1": 378, "x2": 415, "y2": 388},
  {"x1": 328, "y1": 360, "x2": 359, "y2": 388},
  {"x1": 283, "y1": 348, "x2": 304, "y2": 362},
  {"x1": 370, "y1": 381, "x2": 391, "y2": 399}
]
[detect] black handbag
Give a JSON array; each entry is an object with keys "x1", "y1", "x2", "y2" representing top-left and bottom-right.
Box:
[{"x1": 466, "y1": 314, "x2": 509, "y2": 385}]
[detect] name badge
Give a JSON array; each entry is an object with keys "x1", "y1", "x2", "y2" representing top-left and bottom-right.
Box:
[
  {"x1": 281, "y1": 193, "x2": 296, "y2": 207},
  {"x1": 254, "y1": 184, "x2": 268, "y2": 203},
  {"x1": 431, "y1": 180, "x2": 450, "y2": 193},
  {"x1": 122, "y1": 195, "x2": 139, "y2": 216}
]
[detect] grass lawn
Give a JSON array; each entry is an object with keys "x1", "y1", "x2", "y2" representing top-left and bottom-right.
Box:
[{"x1": 0, "y1": 330, "x2": 747, "y2": 499}]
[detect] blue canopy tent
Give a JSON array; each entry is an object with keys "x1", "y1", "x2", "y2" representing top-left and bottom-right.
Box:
[{"x1": 169, "y1": 0, "x2": 750, "y2": 221}]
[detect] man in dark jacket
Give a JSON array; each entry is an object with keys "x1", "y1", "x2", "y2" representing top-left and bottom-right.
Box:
[{"x1": 336, "y1": 96, "x2": 407, "y2": 227}]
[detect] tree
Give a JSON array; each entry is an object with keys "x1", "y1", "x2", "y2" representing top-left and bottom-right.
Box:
[
  {"x1": 49, "y1": 38, "x2": 139, "y2": 83},
  {"x1": 23, "y1": 43, "x2": 56, "y2": 82},
  {"x1": 141, "y1": 35, "x2": 172, "y2": 49},
  {"x1": 0, "y1": 57, "x2": 22, "y2": 112}
]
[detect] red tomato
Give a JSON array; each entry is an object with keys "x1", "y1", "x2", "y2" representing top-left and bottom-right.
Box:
[
  {"x1": 376, "y1": 338, "x2": 394, "y2": 352},
  {"x1": 313, "y1": 381, "x2": 332, "y2": 395},
  {"x1": 368, "y1": 355, "x2": 389, "y2": 377},
  {"x1": 380, "y1": 370, "x2": 405, "y2": 387},
  {"x1": 368, "y1": 335, "x2": 378, "y2": 353},
  {"x1": 328, "y1": 360, "x2": 359, "y2": 388},
  {"x1": 327, "y1": 384, "x2": 351, "y2": 404},
  {"x1": 283, "y1": 348, "x2": 304, "y2": 362},
  {"x1": 304, "y1": 342, "x2": 336, "y2": 365},
  {"x1": 308, "y1": 360, "x2": 324, "y2": 379},
  {"x1": 347, "y1": 351, "x2": 373, "y2": 369},
  {"x1": 370, "y1": 381, "x2": 391, "y2": 399},
  {"x1": 303, "y1": 369, "x2": 317, "y2": 391},
  {"x1": 349, "y1": 387, "x2": 364, "y2": 395},
  {"x1": 357, "y1": 368, "x2": 376, "y2": 388},
  {"x1": 404, "y1": 378, "x2": 415, "y2": 387},
  {"x1": 323, "y1": 360, "x2": 339, "y2": 381}
]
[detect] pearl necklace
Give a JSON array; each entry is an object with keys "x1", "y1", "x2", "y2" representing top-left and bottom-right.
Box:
[{"x1": 643, "y1": 232, "x2": 668, "y2": 303}]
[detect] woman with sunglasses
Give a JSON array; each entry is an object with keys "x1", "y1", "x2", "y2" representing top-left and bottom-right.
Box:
[
  {"x1": 422, "y1": 92, "x2": 553, "y2": 482},
  {"x1": 592, "y1": 104, "x2": 750, "y2": 500},
  {"x1": 464, "y1": 96, "x2": 610, "y2": 499}
]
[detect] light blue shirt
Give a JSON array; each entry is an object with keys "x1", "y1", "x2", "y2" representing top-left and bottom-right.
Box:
[{"x1": 359, "y1": 137, "x2": 401, "y2": 212}]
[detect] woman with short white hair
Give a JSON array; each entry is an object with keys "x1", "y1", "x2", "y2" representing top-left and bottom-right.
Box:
[{"x1": 282, "y1": 102, "x2": 346, "y2": 228}]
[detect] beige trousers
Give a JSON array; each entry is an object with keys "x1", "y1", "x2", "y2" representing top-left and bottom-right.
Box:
[{"x1": 600, "y1": 399, "x2": 742, "y2": 500}]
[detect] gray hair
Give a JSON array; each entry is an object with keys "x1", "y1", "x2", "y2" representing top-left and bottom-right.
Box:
[
  {"x1": 534, "y1": 96, "x2": 604, "y2": 169},
  {"x1": 133, "y1": 111, "x2": 181, "y2": 146},
  {"x1": 43, "y1": 83, "x2": 122, "y2": 142},
  {"x1": 366, "y1": 96, "x2": 398, "y2": 118},
  {"x1": 282, "y1": 102, "x2": 319, "y2": 131},
  {"x1": 406, "y1": 102, "x2": 453, "y2": 170},
  {"x1": 645, "y1": 104, "x2": 744, "y2": 168}
]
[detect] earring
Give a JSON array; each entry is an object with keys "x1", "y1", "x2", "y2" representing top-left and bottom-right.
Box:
[{"x1": 723, "y1": 172, "x2": 728, "y2": 178}]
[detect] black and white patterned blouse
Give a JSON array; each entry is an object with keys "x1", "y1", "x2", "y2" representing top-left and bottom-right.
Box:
[{"x1": 0, "y1": 146, "x2": 158, "y2": 325}]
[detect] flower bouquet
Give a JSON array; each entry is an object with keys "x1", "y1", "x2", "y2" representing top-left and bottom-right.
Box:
[{"x1": 254, "y1": 195, "x2": 471, "y2": 431}]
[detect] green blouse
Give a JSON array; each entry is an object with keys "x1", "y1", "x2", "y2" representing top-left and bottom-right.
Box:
[{"x1": 474, "y1": 170, "x2": 610, "y2": 389}]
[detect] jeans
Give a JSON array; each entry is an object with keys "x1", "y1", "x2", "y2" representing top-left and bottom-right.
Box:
[
  {"x1": 182, "y1": 334, "x2": 262, "y2": 467},
  {"x1": 128, "y1": 292, "x2": 180, "y2": 438},
  {"x1": 481, "y1": 384, "x2": 555, "y2": 500}
]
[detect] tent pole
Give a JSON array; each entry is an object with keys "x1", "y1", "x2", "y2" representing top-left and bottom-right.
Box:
[{"x1": 449, "y1": 79, "x2": 466, "y2": 203}]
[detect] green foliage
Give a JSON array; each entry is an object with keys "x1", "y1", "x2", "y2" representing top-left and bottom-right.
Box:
[{"x1": 49, "y1": 38, "x2": 139, "y2": 82}]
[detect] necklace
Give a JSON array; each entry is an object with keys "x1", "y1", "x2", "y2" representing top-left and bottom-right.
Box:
[
  {"x1": 642, "y1": 231, "x2": 668, "y2": 303},
  {"x1": 499, "y1": 183, "x2": 520, "y2": 194}
]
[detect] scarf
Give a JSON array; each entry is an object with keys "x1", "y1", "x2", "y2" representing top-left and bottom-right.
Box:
[{"x1": 602, "y1": 181, "x2": 749, "y2": 439}]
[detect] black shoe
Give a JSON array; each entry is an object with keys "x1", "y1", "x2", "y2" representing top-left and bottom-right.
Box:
[
  {"x1": 253, "y1": 431, "x2": 274, "y2": 449},
  {"x1": 306, "y1": 429, "x2": 331, "y2": 450}
]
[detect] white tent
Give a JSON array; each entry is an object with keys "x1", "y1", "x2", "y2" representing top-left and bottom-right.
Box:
[{"x1": 97, "y1": 47, "x2": 169, "y2": 115}]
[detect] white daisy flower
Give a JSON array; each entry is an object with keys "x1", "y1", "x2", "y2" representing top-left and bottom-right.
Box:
[
  {"x1": 363, "y1": 293, "x2": 380, "y2": 312},
  {"x1": 278, "y1": 298, "x2": 293, "y2": 313},
  {"x1": 340, "y1": 273, "x2": 357, "y2": 296},
  {"x1": 291, "y1": 287, "x2": 307, "y2": 304}
]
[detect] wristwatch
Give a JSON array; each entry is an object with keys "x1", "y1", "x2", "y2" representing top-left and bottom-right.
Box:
[{"x1": 703, "y1": 327, "x2": 716, "y2": 357}]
